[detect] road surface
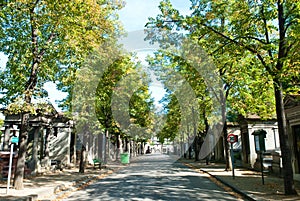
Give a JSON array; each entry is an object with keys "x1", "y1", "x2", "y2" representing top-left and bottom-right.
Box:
[{"x1": 64, "y1": 154, "x2": 237, "y2": 201}]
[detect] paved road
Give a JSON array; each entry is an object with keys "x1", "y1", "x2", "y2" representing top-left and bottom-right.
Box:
[{"x1": 64, "y1": 154, "x2": 237, "y2": 201}]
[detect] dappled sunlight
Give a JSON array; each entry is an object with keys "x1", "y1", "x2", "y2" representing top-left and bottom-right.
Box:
[{"x1": 64, "y1": 154, "x2": 237, "y2": 201}]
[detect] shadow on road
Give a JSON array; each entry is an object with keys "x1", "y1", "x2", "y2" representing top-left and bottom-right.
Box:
[{"x1": 64, "y1": 154, "x2": 238, "y2": 201}]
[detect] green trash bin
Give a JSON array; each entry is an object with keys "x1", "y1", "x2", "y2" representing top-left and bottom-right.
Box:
[{"x1": 120, "y1": 153, "x2": 130, "y2": 164}]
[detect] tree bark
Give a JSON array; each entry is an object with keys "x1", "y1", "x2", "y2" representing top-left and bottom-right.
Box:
[
  {"x1": 194, "y1": 135, "x2": 200, "y2": 161},
  {"x1": 116, "y1": 134, "x2": 122, "y2": 159},
  {"x1": 79, "y1": 145, "x2": 86, "y2": 173},
  {"x1": 104, "y1": 129, "x2": 110, "y2": 164},
  {"x1": 274, "y1": 80, "x2": 297, "y2": 195},
  {"x1": 223, "y1": 121, "x2": 230, "y2": 170},
  {"x1": 13, "y1": 9, "x2": 40, "y2": 188},
  {"x1": 188, "y1": 146, "x2": 192, "y2": 159},
  {"x1": 13, "y1": 113, "x2": 29, "y2": 190},
  {"x1": 272, "y1": 1, "x2": 297, "y2": 195}
]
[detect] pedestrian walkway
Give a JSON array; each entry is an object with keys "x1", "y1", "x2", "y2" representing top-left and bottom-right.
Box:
[
  {"x1": 1, "y1": 157, "x2": 300, "y2": 201},
  {"x1": 0, "y1": 161, "x2": 125, "y2": 201},
  {"x1": 180, "y1": 158, "x2": 300, "y2": 201}
]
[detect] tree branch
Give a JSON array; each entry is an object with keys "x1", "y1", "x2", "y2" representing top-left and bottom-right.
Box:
[
  {"x1": 260, "y1": 5, "x2": 274, "y2": 60},
  {"x1": 236, "y1": 36, "x2": 268, "y2": 45},
  {"x1": 284, "y1": 19, "x2": 297, "y2": 35},
  {"x1": 277, "y1": 0, "x2": 288, "y2": 69},
  {"x1": 284, "y1": 4, "x2": 296, "y2": 21},
  {"x1": 155, "y1": 18, "x2": 273, "y2": 74},
  {"x1": 199, "y1": 22, "x2": 271, "y2": 74},
  {"x1": 211, "y1": 41, "x2": 232, "y2": 55},
  {"x1": 38, "y1": 32, "x2": 57, "y2": 61}
]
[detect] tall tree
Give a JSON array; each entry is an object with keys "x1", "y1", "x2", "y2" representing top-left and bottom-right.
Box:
[
  {"x1": 95, "y1": 55, "x2": 155, "y2": 162},
  {"x1": 147, "y1": 50, "x2": 212, "y2": 160},
  {"x1": 146, "y1": 0, "x2": 300, "y2": 195},
  {"x1": 0, "y1": 0, "x2": 121, "y2": 189}
]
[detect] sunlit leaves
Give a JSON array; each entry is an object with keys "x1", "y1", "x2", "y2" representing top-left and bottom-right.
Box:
[{"x1": 0, "y1": 0, "x2": 122, "y2": 108}]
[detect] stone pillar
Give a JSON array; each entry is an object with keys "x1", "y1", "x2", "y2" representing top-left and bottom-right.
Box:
[
  {"x1": 104, "y1": 129, "x2": 110, "y2": 163},
  {"x1": 3, "y1": 125, "x2": 11, "y2": 151},
  {"x1": 141, "y1": 142, "x2": 145, "y2": 154},
  {"x1": 127, "y1": 140, "x2": 131, "y2": 156},
  {"x1": 98, "y1": 133, "x2": 104, "y2": 160},
  {"x1": 116, "y1": 134, "x2": 123, "y2": 160},
  {"x1": 43, "y1": 127, "x2": 51, "y2": 169},
  {"x1": 129, "y1": 141, "x2": 132, "y2": 157},
  {"x1": 66, "y1": 127, "x2": 71, "y2": 165}
]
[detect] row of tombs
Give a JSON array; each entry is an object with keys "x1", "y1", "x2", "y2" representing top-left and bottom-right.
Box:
[
  {"x1": 207, "y1": 94, "x2": 300, "y2": 177},
  {"x1": 0, "y1": 94, "x2": 299, "y2": 178},
  {"x1": 0, "y1": 107, "x2": 147, "y2": 179},
  {"x1": 0, "y1": 110, "x2": 106, "y2": 179}
]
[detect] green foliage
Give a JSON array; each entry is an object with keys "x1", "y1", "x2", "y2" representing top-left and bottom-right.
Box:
[
  {"x1": 129, "y1": 81, "x2": 155, "y2": 131},
  {"x1": 147, "y1": 48, "x2": 211, "y2": 143},
  {"x1": 0, "y1": 118, "x2": 3, "y2": 137},
  {"x1": 70, "y1": 40, "x2": 155, "y2": 141},
  {"x1": 95, "y1": 56, "x2": 130, "y2": 133},
  {"x1": 5, "y1": 97, "x2": 55, "y2": 115},
  {"x1": 0, "y1": 0, "x2": 122, "y2": 106},
  {"x1": 146, "y1": 0, "x2": 300, "y2": 194},
  {"x1": 146, "y1": 0, "x2": 300, "y2": 120},
  {"x1": 157, "y1": 94, "x2": 181, "y2": 142}
]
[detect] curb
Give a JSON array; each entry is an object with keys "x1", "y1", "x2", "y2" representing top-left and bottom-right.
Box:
[
  {"x1": 199, "y1": 168, "x2": 257, "y2": 201},
  {"x1": 180, "y1": 161, "x2": 257, "y2": 201},
  {"x1": 0, "y1": 194, "x2": 38, "y2": 201}
]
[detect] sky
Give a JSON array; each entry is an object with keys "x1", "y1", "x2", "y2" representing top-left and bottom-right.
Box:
[
  {"x1": 118, "y1": 0, "x2": 191, "y2": 32},
  {"x1": 0, "y1": 0, "x2": 191, "y2": 112},
  {"x1": 118, "y1": 0, "x2": 191, "y2": 108}
]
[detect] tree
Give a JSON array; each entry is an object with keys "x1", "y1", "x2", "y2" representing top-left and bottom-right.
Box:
[
  {"x1": 95, "y1": 56, "x2": 133, "y2": 162},
  {"x1": 94, "y1": 54, "x2": 155, "y2": 162},
  {"x1": 146, "y1": 0, "x2": 300, "y2": 195},
  {"x1": 157, "y1": 93, "x2": 181, "y2": 143},
  {"x1": 147, "y1": 49, "x2": 214, "y2": 161},
  {"x1": 146, "y1": 0, "x2": 278, "y2": 170},
  {"x1": 0, "y1": 0, "x2": 121, "y2": 189}
]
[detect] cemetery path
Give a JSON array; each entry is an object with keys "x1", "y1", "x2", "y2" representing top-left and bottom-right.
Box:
[{"x1": 63, "y1": 154, "x2": 237, "y2": 201}]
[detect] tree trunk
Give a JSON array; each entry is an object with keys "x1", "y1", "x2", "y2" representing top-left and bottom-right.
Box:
[
  {"x1": 194, "y1": 136, "x2": 200, "y2": 161},
  {"x1": 130, "y1": 141, "x2": 133, "y2": 158},
  {"x1": 188, "y1": 146, "x2": 192, "y2": 159},
  {"x1": 187, "y1": 124, "x2": 192, "y2": 159},
  {"x1": 223, "y1": 121, "x2": 230, "y2": 171},
  {"x1": 141, "y1": 142, "x2": 145, "y2": 154},
  {"x1": 104, "y1": 129, "x2": 110, "y2": 164},
  {"x1": 274, "y1": 80, "x2": 297, "y2": 195},
  {"x1": 116, "y1": 134, "x2": 122, "y2": 159},
  {"x1": 219, "y1": 84, "x2": 230, "y2": 170},
  {"x1": 13, "y1": 113, "x2": 30, "y2": 190},
  {"x1": 79, "y1": 145, "x2": 86, "y2": 173}
]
